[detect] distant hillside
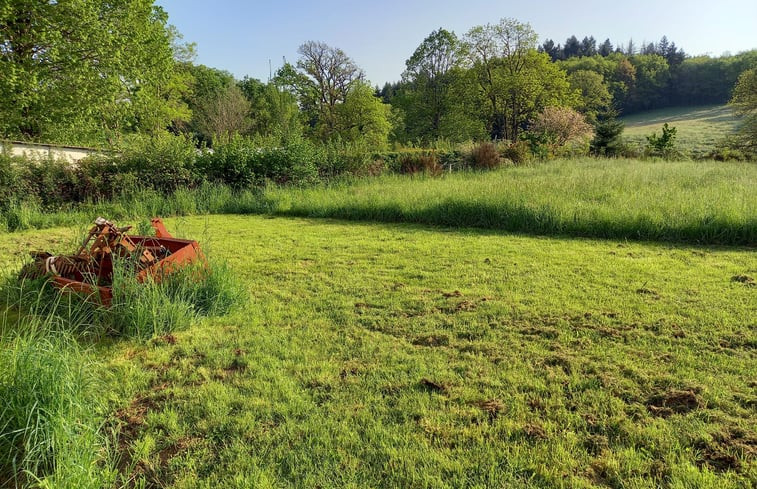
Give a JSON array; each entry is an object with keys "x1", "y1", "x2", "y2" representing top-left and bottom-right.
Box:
[{"x1": 621, "y1": 105, "x2": 739, "y2": 157}]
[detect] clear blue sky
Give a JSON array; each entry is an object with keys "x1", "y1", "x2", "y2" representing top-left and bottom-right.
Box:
[{"x1": 156, "y1": 0, "x2": 757, "y2": 86}]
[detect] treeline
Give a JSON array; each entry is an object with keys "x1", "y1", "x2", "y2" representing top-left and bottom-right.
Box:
[
  {"x1": 539, "y1": 35, "x2": 756, "y2": 113},
  {"x1": 1, "y1": 1, "x2": 755, "y2": 154}
]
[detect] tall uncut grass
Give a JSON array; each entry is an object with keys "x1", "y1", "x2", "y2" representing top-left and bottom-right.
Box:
[
  {"x1": 1, "y1": 158, "x2": 755, "y2": 245},
  {"x1": 0, "y1": 322, "x2": 114, "y2": 488},
  {"x1": 0, "y1": 250, "x2": 245, "y2": 486},
  {"x1": 2, "y1": 258, "x2": 245, "y2": 340},
  {"x1": 258, "y1": 159, "x2": 757, "y2": 245}
]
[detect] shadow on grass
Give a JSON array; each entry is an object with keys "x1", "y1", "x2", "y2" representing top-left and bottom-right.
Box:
[{"x1": 259, "y1": 200, "x2": 757, "y2": 247}]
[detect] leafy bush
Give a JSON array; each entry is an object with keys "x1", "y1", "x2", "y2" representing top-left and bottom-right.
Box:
[
  {"x1": 319, "y1": 141, "x2": 377, "y2": 177},
  {"x1": 113, "y1": 133, "x2": 200, "y2": 193},
  {"x1": 198, "y1": 135, "x2": 319, "y2": 188},
  {"x1": 254, "y1": 139, "x2": 320, "y2": 185},
  {"x1": 0, "y1": 154, "x2": 29, "y2": 211},
  {"x1": 468, "y1": 142, "x2": 501, "y2": 169},
  {"x1": 501, "y1": 141, "x2": 532, "y2": 165},
  {"x1": 196, "y1": 135, "x2": 259, "y2": 189},
  {"x1": 0, "y1": 153, "x2": 80, "y2": 210},
  {"x1": 74, "y1": 133, "x2": 200, "y2": 200},
  {"x1": 23, "y1": 156, "x2": 83, "y2": 207},
  {"x1": 645, "y1": 123, "x2": 679, "y2": 159},
  {"x1": 398, "y1": 153, "x2": 441, "y2": 175}
]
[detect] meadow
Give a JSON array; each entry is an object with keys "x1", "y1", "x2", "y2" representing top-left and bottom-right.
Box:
[
  {"x1": 621, "y1": 105, "x2": 740, "y2": 157},
  {"x1": 3, "y1": 159, "x2": 756, "y2": 246},
  {"x1": 1, "y1": 159, "x2": 755, "y2": 488},
  {"x1": 1, "y1": 215, "x2": 755, "y2": 488}
]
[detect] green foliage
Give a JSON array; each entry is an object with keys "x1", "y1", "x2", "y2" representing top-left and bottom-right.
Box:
[
  {"x1": 591, "y1": 111, "x2": 626, "y2": 156},
  {"x1": 463, "y1": 19, "x2": 578, "y2": 141},
  {"x1": 0, "y1": 0, "x2": 191, "y2": 144},
  {"x1": 194, "y1": 84, "x2": 252, "y2": 145},
  {"x1": 645, "y1": 123, "x2": 678, "y2": 158},
  {"x1": 239, "y1": 77, "x2": 303, "y2": 142},
  {"x1": 625, "y1": 55, "x2": 671, "y2": 112},
  {"x1": 0, "y1": 328, "x2": 112, "y2": 488},
  {"x1": 101, "y1": 133, "x2": 200, "y2": 194},
  {"x1": 395, "y1": 29, "x2": 483, "y2": 143},
  {"x1": 729, "y1": 67, "x2": 757, "y2": 153},
  {"x1": 197, "y1": 135, "x2": 319, "y2": 187},
  {"x1": 560, "y1": 49, "x2": 756, "y2": 116},
  {"x1": 468, "y1": 142, "x2": 502, "y2": 169},
  {"x1": 0, "y1": 154, "x2": 31, "y2": 211},
  {"x1": 334, "y1": 82, "x2": 393, "y2": 149},
  {"x1": 0, "y1": 153, "x2": 79, "y2": 209},
  {"x1": 568, "y1": 70, "x2": 612, "y2": 123}
]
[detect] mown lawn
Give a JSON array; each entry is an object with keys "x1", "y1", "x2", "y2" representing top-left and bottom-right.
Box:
[{"x1": 5, "y1": 215, "x2": 754, "y2": 488}]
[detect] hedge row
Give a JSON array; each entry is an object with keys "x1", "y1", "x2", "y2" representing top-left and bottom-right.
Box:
[{"x1": 0, "y1": 135, "x2": 528, "y2": 211}]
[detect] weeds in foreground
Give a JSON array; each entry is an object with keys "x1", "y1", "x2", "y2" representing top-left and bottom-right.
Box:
[
  {"x1": 2, "y1": 257, "x2": 245, "y2": 340},
  {"x1": 0, "y1": 327, "x2": 114, "y2": 489},
  {"x1": 0, "y1": 244, "x2": 245, "y2": 486}
]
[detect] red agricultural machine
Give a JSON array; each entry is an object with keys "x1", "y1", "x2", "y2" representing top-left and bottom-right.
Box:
[{"x1": 20, "y1": 217, "x2": 203, "y2": 306}]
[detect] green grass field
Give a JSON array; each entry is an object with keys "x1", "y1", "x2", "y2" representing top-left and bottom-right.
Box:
[
  {"x1": 3, "y1": 159, "x2": 756, "y2": 246},
  {"x1": 2, "y1": 215, "x2": 755, "y2": 488},
  {"x1": 621, "y1": 105, "x2": 740, "y2": 157}
]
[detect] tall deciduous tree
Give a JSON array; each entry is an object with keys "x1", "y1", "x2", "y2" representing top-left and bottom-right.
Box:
[
  {"x1": 296, "y1": 41, "x2": 364, "y2": 139},
  {"x1": 195, "y1": 84, "x2": 251, "y2": 145},
  {"x1": 182, "y1": 64, "x2": 235, "y2": 142},
  {"x1": 569, "y1": 70, "x2": 612, "y2": 123},
  {"x1": 0, "y1": 0, "x2": 190, "y2": 144},
  {"x1": 730, "y1": 67, "x2": 757, "y2": 151},
  {"x1": 238, "y1": 77, "x2": 302, "y2": 142},
  {"x1": 335, "y1": 81, "x2": 392, "y2": 149},
  {"x1": 465, "y1": 18, "x2": 574, "y2": 140},
  {"x1": 397, "y1": 28, "x2": 481, "y2": 142}
]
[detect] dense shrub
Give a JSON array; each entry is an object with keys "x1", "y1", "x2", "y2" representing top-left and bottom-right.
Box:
[
  {"x1": 0, "y1": 153, "x2": 80, "y2": 209},
  {"x1": 645, "y1": 123, "x2": 679, "y2": 159},
  {"x1": 198, "y1": 135, "x2": 319, "y2": 188},
  {"x1": 501, "y1": 141, "x2": 532, "y2": 165},
  {"x1": 74, "y1": 133, "x2": 200, "y2": 200},
  {"x1": 197, "y1": 136, "x2": 260, "y2": 189},
  {"x1": 319, "y1": 141, "x2": 376, "y2": 177},
  {"x1": 469, "y1": 142, "x2": 502, "y2": 169},
  {"x1": 113, "y1": 133, "x2": 200, "y2": 192},
  {"x1": 24, "y1": 157, "x2": 83, "y2": 207},
  {"x1": 398, "y1": 152, "x2": 442, "y2": 175},
  {"x1": 0, "y1": 154, "x2": 28, "y2": 210}
]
